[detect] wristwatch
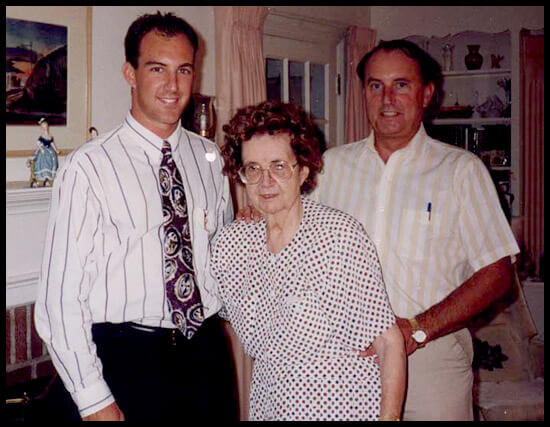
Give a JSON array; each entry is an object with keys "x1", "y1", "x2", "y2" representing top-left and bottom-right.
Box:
[{"x1": 408, "y1": 317, "x2": 427, "y2": 348}]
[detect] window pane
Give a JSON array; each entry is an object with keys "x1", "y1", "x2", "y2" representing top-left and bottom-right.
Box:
[
  {"x1": 289, "y1": 61, "x2": 304, "y2": 109},
  {"x1": 266, "y1": 58, "x2": 283, "y2": 103},
  {"x1": 310, "y1": 64, "x2": 325, "y2": 120}
]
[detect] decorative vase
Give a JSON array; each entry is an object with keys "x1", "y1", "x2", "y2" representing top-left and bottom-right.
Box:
[{"x1": 465, "y1": 44, "x2": 483, "y2": 70}]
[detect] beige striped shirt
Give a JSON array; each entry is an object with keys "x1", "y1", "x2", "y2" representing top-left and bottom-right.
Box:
[{"x1": 310, "y1": 125, "x2": 519, "y2": 318}]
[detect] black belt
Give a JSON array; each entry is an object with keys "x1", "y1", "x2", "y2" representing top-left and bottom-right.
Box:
[
  {"x1": 127, "y1": 322, "x2": 182, "y2": 344},
  {"x1": 127, "y1": 322, "x2": 178, "y2": 334},
  {"x1": 93, "y1": 316, "x2": 220, "y2": 346},
  {"x1": 91, "y1": 321, "x2": 184, "y2": 347}
]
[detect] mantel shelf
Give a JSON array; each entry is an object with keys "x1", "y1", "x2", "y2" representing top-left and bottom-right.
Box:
[{"x1": 6, "y1": 182, "x2": 53, "y2": 214}]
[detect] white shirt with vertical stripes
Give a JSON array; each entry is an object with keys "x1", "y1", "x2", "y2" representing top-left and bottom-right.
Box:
[
  {"x1": 310, "y1": 124, "x2": 519, "y2": 319},
  {"x1": 34, "y1": 112, "x2": 233, "y2": 417}
]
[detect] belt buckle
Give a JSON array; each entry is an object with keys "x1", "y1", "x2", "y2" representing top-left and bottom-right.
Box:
[{"x1": 128, "y1": 323, "x2": 156, "y2": 333}]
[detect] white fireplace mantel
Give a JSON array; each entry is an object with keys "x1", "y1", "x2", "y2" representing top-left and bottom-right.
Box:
[
  {"x1": 6, "y1": 182, "x2": 53, "y2": 307},
  {"x1": 6, "y1": 182, "x2": 53, "y2": 214}
]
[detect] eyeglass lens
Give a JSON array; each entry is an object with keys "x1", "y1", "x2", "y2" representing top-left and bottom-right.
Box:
[{"x1": 240, "y1": 161, "x2": 295, "y2": 184}]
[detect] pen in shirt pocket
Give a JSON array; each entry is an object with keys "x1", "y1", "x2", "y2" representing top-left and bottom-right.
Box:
[{"x1": 426, "y1": 202, "x2": 432, "y2": 222}]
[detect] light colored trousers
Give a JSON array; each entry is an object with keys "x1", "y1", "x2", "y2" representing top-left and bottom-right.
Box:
[{"x1": 403, "y1": 328, "x2": 474, "y2": 421}]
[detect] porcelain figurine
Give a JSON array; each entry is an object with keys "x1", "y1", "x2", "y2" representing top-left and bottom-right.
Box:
[
  {"x1": 28, "y1": 118, "x2": 59, "y2": 187},
  {"x1": 491, "y1": 54, "x2": 504, "y2": 69},
  {"x1": 88, "y1": 126, "x2": 99, "y2": 141}
]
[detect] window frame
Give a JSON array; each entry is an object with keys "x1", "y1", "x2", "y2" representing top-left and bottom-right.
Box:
[
  {"x1": 265, "y1": 57, "x2": 330, "y2": 136},
  {"x1": 263, "y1": 16, "x2": 345, "y2": 148}
]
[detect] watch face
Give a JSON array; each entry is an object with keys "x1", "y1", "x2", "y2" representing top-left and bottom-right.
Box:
[{"x1": 412, "y1": 330, "x2": 427, "y2": 343}]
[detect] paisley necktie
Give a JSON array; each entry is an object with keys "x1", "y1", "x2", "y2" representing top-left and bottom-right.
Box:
[{"x1": 158, "y1": 140, "x2": 204, "y2": 338}]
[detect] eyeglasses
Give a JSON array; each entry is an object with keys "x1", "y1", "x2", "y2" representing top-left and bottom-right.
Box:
[{"x1": 238, "y1": 160, "x2": 299, "y2": 184}]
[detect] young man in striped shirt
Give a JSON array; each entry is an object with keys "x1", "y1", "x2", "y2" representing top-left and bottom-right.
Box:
[
  {"x1": 311, "y1": 40, "x2": 519, "y2": 420},
  {"x1": 34, "y1": 12, "x2": 236, "y2": 421}
]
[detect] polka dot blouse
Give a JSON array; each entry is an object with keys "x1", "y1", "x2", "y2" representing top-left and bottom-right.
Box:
[{"x1": 211, "y1": 197, "x2": 396, "y2": 421}]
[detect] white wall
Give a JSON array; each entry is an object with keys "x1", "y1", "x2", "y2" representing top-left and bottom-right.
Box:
[
  {"x1": 370, "y1": 6, "x2": 544, "y2": 40},
  {"x1": 267, "y1": 5, "x2": 370, "y2": 27},
  {"x1": 90, "y1": 6, "x2": 215, "y2": 134}
]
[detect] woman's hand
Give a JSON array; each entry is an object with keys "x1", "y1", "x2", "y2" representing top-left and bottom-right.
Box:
[
  {"x1": 235, "y1": 205, "x2": 263, "y2": 223},
  {"x1": 360, "y1": 316, "x2": 423, "y2": 358}
]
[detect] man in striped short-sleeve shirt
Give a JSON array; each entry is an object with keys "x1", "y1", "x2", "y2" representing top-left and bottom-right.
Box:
[
  {"x1": 34, "y1": 12, "x2": 236, "y2": 421},
  {"x1": 311, "y1": 40, "x2": 519, "y2": 420}
]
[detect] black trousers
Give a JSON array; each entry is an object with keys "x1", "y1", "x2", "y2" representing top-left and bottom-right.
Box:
[{"x1": 90, "y1": 315, "x2": 239, "y2": 422}]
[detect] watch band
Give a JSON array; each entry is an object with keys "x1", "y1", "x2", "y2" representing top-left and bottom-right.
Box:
[
  {"x1": 408, "y1": 316, "x2": 427, "y2": 348},
  {"x1": 408, "y1": 316, "x2": 422, "y2": 331}
]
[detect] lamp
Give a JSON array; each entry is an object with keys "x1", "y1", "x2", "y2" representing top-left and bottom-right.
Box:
[{"x1": 190, "y1": 94, "x2": 216, "y2": 140}]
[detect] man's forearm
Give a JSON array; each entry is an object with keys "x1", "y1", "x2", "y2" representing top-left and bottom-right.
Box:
[{"x1": 417, "y1": 257, "x2": 513, "y2": 342}]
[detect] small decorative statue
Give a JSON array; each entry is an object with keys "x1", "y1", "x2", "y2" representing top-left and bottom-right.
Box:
[
  {"x1": 88, "y1": 126, "x2": 99, "y2": 140},
  {"x1": 27, "y1": 117, "x2": 59, "y2": 187},
  {"x1": 476, "y1": 95, "x2": 505, "y2": 118},
  {"x1": 491, "y1": 54, "x2": 504, "y2": 69},
  {"x1": 442, "y1": 43, "x2": 454, "y2": 72}
]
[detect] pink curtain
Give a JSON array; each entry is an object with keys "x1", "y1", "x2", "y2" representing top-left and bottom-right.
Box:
[
  {"x1": 345, "y1": 26, "x2": 376, "y2": 143},
  {"x1": 520, "y1": 29, "x2": 544, "y2": 277},
  {"x1": 214, "y1": 6, "x2": 269, "y2": 420},
  {"x1": 215, "y1": 6, "x2": 268, "y2": 211}
]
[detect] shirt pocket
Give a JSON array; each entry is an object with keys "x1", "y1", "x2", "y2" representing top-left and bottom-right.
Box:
[{"x1": 398, "y1": 208, "x2": 432, "y2": 262}]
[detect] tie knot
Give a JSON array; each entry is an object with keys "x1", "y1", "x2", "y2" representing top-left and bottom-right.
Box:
[{"x1": 162, "y1": 140, "x2": 171, "y2": 152}]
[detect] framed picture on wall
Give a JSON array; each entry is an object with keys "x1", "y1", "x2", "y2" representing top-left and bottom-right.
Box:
[
  {"x1": 6, "y1": 17, "x2": 68, "y2": 125},
  {"x1": 5, "y1": 6, "x2": 91, "y2": 158}
]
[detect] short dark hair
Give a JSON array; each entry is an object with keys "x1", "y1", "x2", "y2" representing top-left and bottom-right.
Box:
[
  {"x1": 356, "y1": 39, "x2": 443, "y2": 119},
  {"x1": 221, "y1": 102, "x2": 324, "y2": 195},
  {"x1": 124, "y1": 11, "x2": 199, "y2": 69}
]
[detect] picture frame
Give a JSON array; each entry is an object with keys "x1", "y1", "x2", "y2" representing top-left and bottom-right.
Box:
[{"x1": 6, "y1": 6, "x2": 91, "y2": 158}]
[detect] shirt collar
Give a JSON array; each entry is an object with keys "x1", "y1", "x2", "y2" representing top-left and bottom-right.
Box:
[
  {"x1": 123, "y1": 111, "x2": 182, "y2": 156},
  {"x1": 364, "y1": 123, "x2": 427, "y2": 161}
]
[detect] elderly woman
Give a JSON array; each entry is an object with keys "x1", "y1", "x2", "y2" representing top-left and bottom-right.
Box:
[{"x1": 211, "y1": 102, "x2": 405, "y2": 421}]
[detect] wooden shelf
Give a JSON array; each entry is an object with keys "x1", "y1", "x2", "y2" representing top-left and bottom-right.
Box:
[
  {"x1": 442, "y1": 69, "x2": 511, "y2": 78},
  {"x1": 431, "y1": 117, "x2": 511, "y2": 126}
]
